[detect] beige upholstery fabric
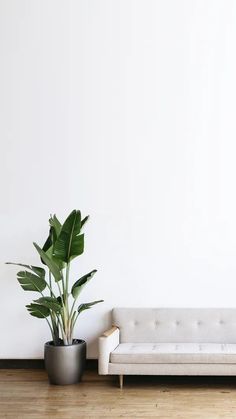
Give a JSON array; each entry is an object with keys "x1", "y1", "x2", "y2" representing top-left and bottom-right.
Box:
[
  {"x1": 99, "y1": 308, "x2": 236, "y2": 376},
  {"x1": 111, "y1": 343, "x2": 236, "y2": 364},
  {"x1": 108, "y1": 363, "x2": 236, "y2": 375},
  {"x1": 98, "y1": 328, "x2": 119, "y2": 374},
  {"x1": 112, "y1": 308, "x2": 236, "y2": 343}
]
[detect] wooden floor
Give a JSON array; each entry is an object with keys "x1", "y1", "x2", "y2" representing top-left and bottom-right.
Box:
[{"x1": 1, "y1": 370, "x2": 236, "y2": 418}]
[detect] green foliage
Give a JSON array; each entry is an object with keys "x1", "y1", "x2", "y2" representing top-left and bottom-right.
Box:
[
  {"x1": 71, "y1": 270, "x2": 97, "y2": 299},
  {"x1": 81, "y1": 215, "x2": 89, "y2": 229},
  {"x1": 77, "y1": 300, "x2": 104, "y2": 315},
  {"x1": 6, "y1": 264, "x2": 46, "y2": 292},
  {"x1": 33, "y1": 243, "x2": 62, "y2": 282},
  {"x1": 49, "y1": 214, "x2": 62, "y2": 237},
  {"x1": 54, "y1": 210, "x2": 84, "y2": 263},
  {"x1": 41, "y1": 215, "x2": 64, "y2": 271},
  {"x1": 6, "y1": 263, "x2": 45, "y2": 278},
  {"x1": 7, "y1": 210, "x2": 103, "y2": 346},
  {"x1": 17, "y1": 270, "x2": 47, "y2": 292},
  {"x1": 42, "y1": 215, "x2": 62, "y2": 254},
  {"x1": 34, "y1": 297, "x2": 62, "y2": 313},
  {"x1": 26, "y1": 303, "x2": 50, "y2": 318}
]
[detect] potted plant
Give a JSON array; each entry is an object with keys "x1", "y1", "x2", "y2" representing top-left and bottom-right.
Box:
[{"x1": 7, "y1": 209, "x2": 103, "y2": 385}]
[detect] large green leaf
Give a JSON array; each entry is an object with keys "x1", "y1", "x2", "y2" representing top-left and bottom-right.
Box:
[
  {"x1": 54, "y1": 210, "x2": 84, "y2": 263},
  {"x1": 71, "y1": 270, "x2": 97, "y2": 299},
  {"x1": 33, "y1": 242, "x2": 62, "y2": 282},
  {"x1": 26, "y1": 303, "x2": 50, "y2": 318},
  {"x1": 6, "y1": 262, "x2": 45, "y2": 279},
  {"x1": 81, "y1": 215, "x2": 89, "y2": 229},
  {"x1": 49, "y1": 214, "x2": 61, "y2": 237},
  {"x1": 42, "y1": 228, "x2": 53, "y2": 256},
  {"x1": 77, "y1": 300, "x2": 103, "y2": 315},
  {"x1": 41, "y1": 214, "x2": 62, "y2": 267},
  {"x1": 42, "y1": 234, "x2": 65, "y2": 271},
  {"x1": 16, "y1": 270, "x2": 46, "y2": 292},
  {"x1": 7, "y1": 262, "x2": 46, "y2": 292},
  {"x1": 34, "y1": 297, "x2": 61, "y2": 313}
]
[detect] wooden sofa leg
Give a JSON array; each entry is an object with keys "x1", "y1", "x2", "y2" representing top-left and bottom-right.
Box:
[{"x1": 119, "y1": 374, "x2": 123, "y2": 389}]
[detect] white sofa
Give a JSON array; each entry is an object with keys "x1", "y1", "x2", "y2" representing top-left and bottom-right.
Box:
[{"x1": 98, "y1": 308, "x2": 236, "y2": 388}]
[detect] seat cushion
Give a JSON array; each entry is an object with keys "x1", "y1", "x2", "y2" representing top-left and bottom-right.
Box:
[{"x1": 110, "y1": 343, "x2": 236, "y2": 364}]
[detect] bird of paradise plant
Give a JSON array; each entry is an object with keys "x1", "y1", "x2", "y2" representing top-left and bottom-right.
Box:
[{"x1": 7, "y1": 209, "x2": 103, "y2": 345}]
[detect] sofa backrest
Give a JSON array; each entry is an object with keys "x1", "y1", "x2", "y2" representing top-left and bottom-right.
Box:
[{"x1": 112, "y1": 308, "x2": 236, "y2": 343}]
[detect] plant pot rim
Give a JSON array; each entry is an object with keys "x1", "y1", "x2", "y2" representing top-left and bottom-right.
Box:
[{"x1": 45, "y1": 339, "x2": 86, "y2": 348}]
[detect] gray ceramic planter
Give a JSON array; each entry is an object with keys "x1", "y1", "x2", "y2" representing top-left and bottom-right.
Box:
[{"x1": 44, "y1": 339, "x2": 86, "y2": 385}]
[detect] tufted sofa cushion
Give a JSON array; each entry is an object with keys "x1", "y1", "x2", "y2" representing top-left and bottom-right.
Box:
[
  {"x1": 110, "y1": 342, "x2": 236, "y2": 364},
  {"x1": 112, "y1": 308, "x2": 236, "y2": 343}
]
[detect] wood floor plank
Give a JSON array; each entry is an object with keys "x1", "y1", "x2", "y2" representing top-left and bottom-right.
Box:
[{"x1": 0, "y1": 369, "x2": 236, "y2": 418}]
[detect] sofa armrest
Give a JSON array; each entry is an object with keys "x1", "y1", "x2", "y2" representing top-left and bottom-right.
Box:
[
  {"x1": 98, "y1": 326, "x2": 120, "y2": 375},
  {"x1": 102, "y1": 326, "x2": 118, "y2": 337}
]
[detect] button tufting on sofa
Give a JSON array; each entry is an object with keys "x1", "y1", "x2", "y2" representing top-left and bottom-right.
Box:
[{"x1": 99, "y1": 308, "x2": 236, "y2": 386}]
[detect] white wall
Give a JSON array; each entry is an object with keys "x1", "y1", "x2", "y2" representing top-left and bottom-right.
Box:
[{"x1": 1, "y1": 0, "x2": 236, "y2": 358}]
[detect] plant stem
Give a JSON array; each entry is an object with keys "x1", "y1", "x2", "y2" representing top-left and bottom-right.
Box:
[
  {"x1": 56, "y1": 281, "x2": 63, "y2": 301},
  {"x1": 71, "y1": 312, "x2": 79, "y2": 336},
  {"x1": 45, "y1": 280, "x2": 57, "y2": 299},
  {"x1": 61, "y1": 269, "x2": 66, "y2": 297},
  {"x1": 68, "y1": 311, "x2": 77, "y2": 343},
  {"x1": 57, "y1": 316, "x2": 67, "y2": 344},
  {"x1": 51, "y1": 312, "x2": 60, "y2": 344},
  {"x1": 63, "y1": 262, "x2": 70, "y2": 341},
  {"x1": 68, "y1": 299, "x2": 77, "y2": 343},
  {"x1": 49, "y1": 271, "x2": 52, "y2": 297},
  {"x1": 40, "y1": 290, "x2": 57, "y2": 343},
  {"x1": 65, "y1": 262, "x2": 70, "y2": 300},
  {"x1": 45, "y1": 317, "x2": 56, "y2": 344},
  {"x1": 69, "y1": 299, "x2": 76, "y2": 319}
]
